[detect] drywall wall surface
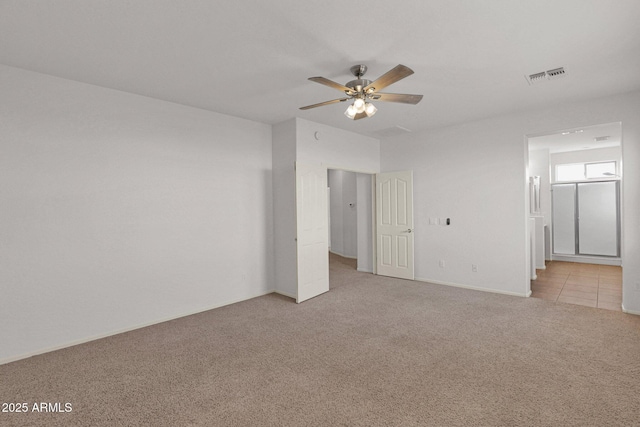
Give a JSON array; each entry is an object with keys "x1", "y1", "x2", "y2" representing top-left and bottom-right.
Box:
[
  {"x1": 381, "y1": 120, "x2": 528, "y2": 296},
  {"x1": 328, "y1": 169, "x2": 345, "y2": 256},
  {"x1": 528, "y1": 148, "x2": 551, "y2": 259},
  {"x1": 342, "y1": 171, "x2": 358, "y2": 258},
  {"x1": 356, "y1": 173, "x2": 374, "y2": 273},
  {"x1": 619, "y1": 114, "x2": 640, "y2": 314},
  {"x1": 0, "y1": 65, "x2": 274, "y2": 362},
  {"x1": 295, "y1": 118, "x2": 380, "y2": 173},
  {"x1": 272, "y1": 119, "x2": 298, "y2": 299},
  {"x1": 381, "y1": 90, "x2": 640, "y2": 312}
]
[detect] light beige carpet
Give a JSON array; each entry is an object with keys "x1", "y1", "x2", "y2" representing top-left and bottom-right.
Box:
[{"x1": 1, "y1": 257, "x2": 639, "y2": 426}]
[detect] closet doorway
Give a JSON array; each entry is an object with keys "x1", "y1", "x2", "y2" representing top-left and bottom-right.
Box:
[{"x1": 327, "y1": 169, "x2": 374, "y2": 273}]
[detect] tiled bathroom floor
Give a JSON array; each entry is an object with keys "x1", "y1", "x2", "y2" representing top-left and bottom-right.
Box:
[{"x1": 531, "y1": 261, "x2": 622, "y2": 311}]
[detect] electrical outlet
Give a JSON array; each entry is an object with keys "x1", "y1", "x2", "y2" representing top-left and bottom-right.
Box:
[
  {"x1": 472, "y1": 264, "x2": 478, "y2": 272},
  {"x1": 439, "y1": 260, "x2": 445, "y2": 268}
]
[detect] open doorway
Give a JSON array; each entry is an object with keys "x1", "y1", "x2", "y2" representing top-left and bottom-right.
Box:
[
  {"x1": 527, "y1": 122, "x2": 623, "y2": 311},
  {"x1": 327, "y1": 169, "x2": 374, "y2": 274},
  {"x1": 293, "y1": 163, "x2": 413, "y2": 303}
]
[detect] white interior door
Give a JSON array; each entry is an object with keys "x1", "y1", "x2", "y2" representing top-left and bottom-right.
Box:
[
  {"x1": 376, "y1": 171, "x2": 414, "y2": 280},
  {"x1": 296, "y1": 162, "x2": 329, "y2": 303}
]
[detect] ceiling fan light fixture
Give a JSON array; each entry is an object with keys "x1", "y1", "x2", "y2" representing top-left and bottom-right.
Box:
[
  {"x1": 353, "y1": 98, "x2": 366, "y2": 113},
  {"x1": 364, "y1": 102, "x2": 377, "y2": 117},
  {"x1": 344, "y1": 104, "x2": 357, "y2": 119}
]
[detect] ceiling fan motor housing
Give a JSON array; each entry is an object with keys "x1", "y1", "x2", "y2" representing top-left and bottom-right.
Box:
[
  {"x1": 345, "y1": 78, "x2": 372, "y2": 94},
  {"x1": 346, "y1": 64, "x2": 372, "y2": 95}
]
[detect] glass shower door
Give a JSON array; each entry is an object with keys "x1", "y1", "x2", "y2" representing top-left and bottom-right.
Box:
[
  {"x1": 552, "y1": 181, "x2": 619, "y2": 257},
  {"x1": 552, "y1": 184, "x2": 576, "y2": 254},
  {"x1": 578, "y1": 181, "x2": 619, "y2": 256}
]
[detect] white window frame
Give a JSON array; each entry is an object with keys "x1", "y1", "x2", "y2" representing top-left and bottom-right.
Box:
[{"x1": 555, "y1": 161, "x2": 617, "y2": 182}]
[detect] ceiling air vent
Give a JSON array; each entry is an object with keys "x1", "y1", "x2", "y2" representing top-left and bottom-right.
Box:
[
  {"x1": 594, "y1": 136, "x2": 610, "y2": 142},
  {"x1": 525, "y1": 67, "x2": 566, "y2": 85},
  {"x1": 546, "y1": 67, "x2": 566, "y2": 80},
  {"x1": 526, "y1": 71, "x2": 547, "y2": 85}
]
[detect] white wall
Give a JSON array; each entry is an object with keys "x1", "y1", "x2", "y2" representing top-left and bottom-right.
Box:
[
  {"x1": 381, "y1": 90, "x2": 640, "y2": 314},
  {"x1": 356, "y1": 173, "x2": 374, "y2": 273},
  {"x1": 296, "y1": 118, "x2": 380, "y2": 173},
  {"x1": 0, "y1": 65, "x2": 274, "y2": 363},
  {"x1": 381, "y1": 122, "x2": 528, "y2": 296},
  {"x1": 342, "y1": 172, "x2": 358, "y2": 258},
  {"x1": 528, "y1": 149, "x2": 551, "y2": 259},
  {"x1": 529, "y1": 149, "x2": 550, "y2": 216},
  {"x1": 328, "y1": 170, "x2": 345, "y2": 256}
]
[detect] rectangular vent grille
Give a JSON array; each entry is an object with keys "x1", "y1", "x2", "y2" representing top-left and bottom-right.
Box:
[
  {"x1": 594, "y1": 136, "x2": 610, "y2": 142},
  {"x1": 547, "y1": 67, "x2": 566, "y2": 79},
  {"x1": 527, "y1": 71, "x2": 547, "y2": 84},
  {"x1": 526, "y1": 67, "x2": 566, "y2": 85}
]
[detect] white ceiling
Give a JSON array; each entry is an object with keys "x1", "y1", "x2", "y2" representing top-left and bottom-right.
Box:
[
  {"x1": 2, "y1": 0, "x2": 640, "y2": 137},
  {"x1": 528, "y1": 122, "x2": 621, "y2": 153}
]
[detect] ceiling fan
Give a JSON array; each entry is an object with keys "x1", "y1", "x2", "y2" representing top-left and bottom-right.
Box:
[{"x1": 300, "y1": 64, "x2": 423, "y2": 120}]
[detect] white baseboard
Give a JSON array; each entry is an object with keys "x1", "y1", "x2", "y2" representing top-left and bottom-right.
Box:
[
  {"x1": 357, "y1": 268, "x2": 373, "y2": 273},
  {"x1": 415, "y1": 277, "x2": 530, "y2": 298},
  {"x1": 621, "y1": 304, "x2": 640, "y2": 316},
  {"x1": 0, "y1": 289, "x2": 276, "y2": 366},
  {"x1": 551, "y1": 254, "x2": 621, "y2": 266},
  {"x1": 273, "y1": 290, "x2": 296, "y2": 300},
  {"x1": 329, "y1": 250, "x2": 357, "y2": 260}
]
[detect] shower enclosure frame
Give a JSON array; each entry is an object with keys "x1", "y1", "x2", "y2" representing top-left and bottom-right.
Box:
[{"x1": 551, "y1": 180, "x2": 620, "y2": 258}]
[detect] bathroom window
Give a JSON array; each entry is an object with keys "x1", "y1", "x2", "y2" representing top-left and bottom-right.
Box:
[
  {"x1": 556, "y1": 161, "x2": 616, "y2": 182},
  {"x1": 585, "y1": 161, "x2": 616, "y2": 179}
]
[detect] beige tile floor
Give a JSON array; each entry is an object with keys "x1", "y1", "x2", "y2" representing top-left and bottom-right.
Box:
[{"x1": 531, "y1": 261, "x2": 622, "y2": 311}]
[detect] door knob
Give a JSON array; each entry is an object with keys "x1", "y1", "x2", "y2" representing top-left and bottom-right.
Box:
[{"x1": 405, "y1": 229, "x2": 413, "y2": 233}]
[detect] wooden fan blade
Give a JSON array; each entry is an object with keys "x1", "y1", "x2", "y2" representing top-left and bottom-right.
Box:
[
  {"x1": 308, "y1": 77, "x2": 354, "y2": 93},
  {"x1": 299, "y1": 97, "x2": 350, "y2": 110},
  {"x1": 363, "y1": 64, "x2": 414, "y2": 93},
  {"x1": 370, "y1": 93, "x2": 423, "y2": 104}
]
